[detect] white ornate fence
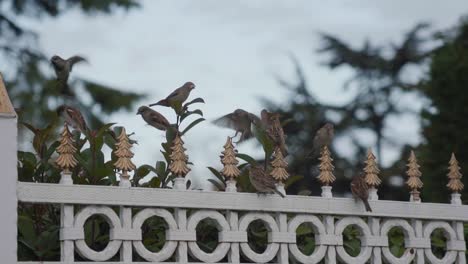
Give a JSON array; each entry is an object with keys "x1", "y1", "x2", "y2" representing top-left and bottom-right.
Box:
[
  {"x1": 0, "y1": 77, "x2": 467, "y2": 263},
  {"x1": 14, "y1": 177, "x2": 468, "y2": 264}
]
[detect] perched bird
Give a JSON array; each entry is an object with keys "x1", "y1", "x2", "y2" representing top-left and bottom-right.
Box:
[
  {"x1": 249, "y1": 165, "x2": 285, "y2": 198},
  {"x1": 149, "y1": 82, "x2": 195, "y2": 107},
  {"x1": 309, "y1": 123, "x2": 334, "y2": 160},
  {"x1": 137, "y1": 106, "x2": 170, "y2": 131},
  {"x1": 213, "y1": 109, "x2": 260, "y2": 143},
  {"x1": 56, "y1": 104, "x2": 88, "y2": 133},
  {"x1": 50, "y1": 55, "x2": 86, "y2": 95},
  {"x1": 350, "y1": 173, "x2": 372, "y2": 212},
  {"x1": 261, "y1": 109, "x2": 288, "y2": 156}
]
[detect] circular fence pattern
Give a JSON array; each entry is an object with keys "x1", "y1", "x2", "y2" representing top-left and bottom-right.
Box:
[
  {"x1": 238, "y1": 213, "x2": 280, "y2": 263},
  {"x1": 423, "y1": 221, "x2": 458, "y2": 264},
  {"x1": 60, "y1": 205, "x2": 466, "y2": 263},
  {"x1": 380, "y1": 219, "x2": 416, "y2": 264},
  {"x1": 73, "y1": 206, "x2": 122, "y2": 261},
  {"x1": 288, "y1": 215, "x2": 328, "y2": 264},
  {"x1": 335, "y1": 217, "x2": 373, "y2": 264},
  {"x1": 186, "y1": 210, "x2": 231, "y2": 262},
  {"x1": 132, "y1": 208, "x2": 178, "y2": 262}
]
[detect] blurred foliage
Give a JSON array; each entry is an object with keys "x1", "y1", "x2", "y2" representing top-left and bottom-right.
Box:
[
  {"x1": 0, "y1": 0, "x2": 143, "y2": 136},
  {"x1": 419, "y1": 19, "x2": 468, "y2": 203},
  {"x1": 262, "y1": 22, "x2": 432, "y2": 198}
]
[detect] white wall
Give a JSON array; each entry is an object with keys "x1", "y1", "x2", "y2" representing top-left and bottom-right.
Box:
[{"x1": 0, "y1": 114, "x2": 17, "y2": 262}]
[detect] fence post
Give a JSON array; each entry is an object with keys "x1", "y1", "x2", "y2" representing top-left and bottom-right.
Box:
[{"x1": 0, "y1": 75, "x2": 17, "y2": 263}]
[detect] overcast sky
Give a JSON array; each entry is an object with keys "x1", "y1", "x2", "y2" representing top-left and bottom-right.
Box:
[{"x1": 30, "y1": 0, "x2": 468, "y2": 188}]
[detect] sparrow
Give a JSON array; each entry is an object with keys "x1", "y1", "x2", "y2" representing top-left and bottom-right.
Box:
[
  {"x1": 137, "y1": 106, "x2": 170, "y2": 131},
  {"x1": 261, "y1": 109, "x2": 288, "y2": 156},
  {"x1": 50, "y1": 55, "x2": 86, "y2": 95},
  {"x1": 56, "y1": 104, "x2": 88, "y2": 133},
  {"x1": 350, "y1": 173, "x2": 372, "y2": 212},
  {"x1": 249, "y1": 165, "x2": 285, "y2": 198},
  {"x1": 213, "y1": 109, "x2": 260, "y2": 143},
  {"x1": 309, "y1": 123, "x2": 334, "y2": 160},
  {"x1": 149, "y1": 82, "x2": 195, "y2": 107}
]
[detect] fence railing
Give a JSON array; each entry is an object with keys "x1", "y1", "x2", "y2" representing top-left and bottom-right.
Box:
[
  {"x1": 15, "y1": 176, "x2": 468, "y2": 264},
  {"x1": 1, "y1": 75, "x2": 467, "y2": 263}
]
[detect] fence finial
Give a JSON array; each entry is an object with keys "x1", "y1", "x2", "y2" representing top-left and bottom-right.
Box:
[
  {"x1": 317, "y1": 145, "x2": 336, "y2": 186},
  {"x1": 0, "y1": 73, "x2": 15, "y2": 116},
  {"x1": 55, "y1": 123, "x2": 78, "y2": 173},
  {"x1": 270, "y1": 146, "x2": 289, "y2": 182},
  {"x1": 406, "y1": 150, "x2": 423, "y2": 202},
  {"x1": 364, "y1": 148, "x2": 381, "y2": 200},
  {"x1": 447, "y1": 153, "x2": 464, "y2": 193},
  {"x1": 364, "y1": 148, "x2": 381, "y2": 187},
  {"x1": 221, "y1": 137, "x2": 240, "y2": 192},
  {"x1": 114, "y1": 128, "x2": 136, "y2": 187},
  {"x1": 169, "y1": 134, "x2": 190, "y2": 178}
]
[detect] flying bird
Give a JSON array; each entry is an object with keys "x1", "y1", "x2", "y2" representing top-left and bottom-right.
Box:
[
  {"x1": 56, "y1": 104, "x2": 88, "y2": 133},
  {"x1": 351, "y1": 173, "x2": 372, "y2": 212},
  {"x1": 261, "y1": 109, "x2": 288, "y2": 156},
  {"x1": 149, "y1": 82, "x2": 195, "y2": 107},
  {"x1": 50, "y1": 55, "x2": 86, "y2": 95},
  {"x1": 137, "y1": 106, "x2": 170, "y2": 131},
  {"x1": 309, "y1": 123, "x2": 334, "y2": 160},
  {"x1": 213, "y1": 109, "x2": 260, "y2": 143},
  {"x1": 249, "y1": 165, "x2": 285, "y2": 198}
]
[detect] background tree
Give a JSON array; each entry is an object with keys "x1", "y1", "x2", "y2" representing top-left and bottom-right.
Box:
[
  {"x1": 419, "y1": 19, "x2": 468, "y2": 202},
  {"x1": 0, "y1": 0, "x2": 143, "y2": 133},
  {"x1": 264, "y1": 23, "x2": 434, "y2": 199}
]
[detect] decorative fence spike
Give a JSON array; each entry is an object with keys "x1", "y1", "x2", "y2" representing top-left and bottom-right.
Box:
[
  {"x1": 55, "y1": 123, "x2": 78, "y2": 173},
  {"x1": 447, "y1": 153, "x2": 464, "y2": 193},
  {"x1": 406, "y1": 150, "x2": 423, "y2": 202},
  {"x1": 363, "y1": 148, "x2": 381, "y2": 200},
  {"x1": 169, "y1": 134, "x2": 190, "y2": 178},
  {"x1": 221, "y1": 137, "x2": 240, "y2": 180},
  {"x1": 317, "y1": 145, "x2": 335, "y2": 198},
  {"x1": 221, "y1": 137, "x2": 240, "y2": 192},
  {"x1": 364, "y1": 148, "x2": 381, "y2": 187},
  {"x1": 317, "y1": 146, "x2": 336, "y2": 186},
  {"x1": 270, "y1": 147, "x2": 289, "y2": 183},
  {"x1": 114, "y1": 128, "x2": 136, "y2": 187}
]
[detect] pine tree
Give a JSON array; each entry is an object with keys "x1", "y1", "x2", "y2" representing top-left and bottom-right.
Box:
[
  {"x1": 406, "y1": 151, "x2": 423, "y2": 201},
  {"x1": 220, "y1": 137, "x2": 240, "y2": 180},
  {"x1": 317, "y1": 146, "x2": 336, "y2": 186},
  {"x1": 55, "y1": 123, "x2": 77, "y2": 172},
  {"x1": 270, "y1": 147, "x2": 289, "y2": 182},
  {"x1": 364, "y1": 149, "x2": 381, "y2": 187},
  {"x1": 419, "y1": 21, "x2": 468, "y2": 201},
  {"x1": 169, "y1": 134, "x2": 190, "y2": 177},
  {"x1": 114, "y1": 128, "x2": 136, "y2": 176},
  {"x1": 447, "y1": 153, "x2": 464, "y2": 193}
]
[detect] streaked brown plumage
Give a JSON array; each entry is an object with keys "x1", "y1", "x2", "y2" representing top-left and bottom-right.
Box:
[
  {"x1": 351, "y1": 173, "x2": 372, "y2": 212},
  {"x1": 249, "y1": 165, "x2": 285, "y2": 198},
  {"x1": 213, "y1": 109, "x2": 260, "y2": 143},
  {"x1": 310, "y1": 123, "x2": 334, "y2": 159},
  {"x1": 261, "y1": 109, "x2": 288, "y2": 156},
  {"x1": 137, "y1": 106, "x2": 170, "y2": 131},
  {"x1": 50, "y1": 55, "x2": 86, "y2": 95},
  {"x1": 149, "y1": 82, "x2": 195, "y2": 107},
  {"x1": 56, "y1": 104, "x2": 88, "y2": 133}
]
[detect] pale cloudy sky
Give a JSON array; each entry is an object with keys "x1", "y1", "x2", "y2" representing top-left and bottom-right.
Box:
[{"x1": 30, "y1": 0, "x2": 468, "y2": 188}]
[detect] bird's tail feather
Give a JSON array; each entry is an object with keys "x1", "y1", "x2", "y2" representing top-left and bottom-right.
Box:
[
  {"x1": 363, "y1": 199, "x2": 372, "y2": 212},
  {"x1": 274, "y1": 189, "x2": 286, "y2": 198},
  {"x1": 149, "y1": 99, "x2": 169, "y2": 107}
]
